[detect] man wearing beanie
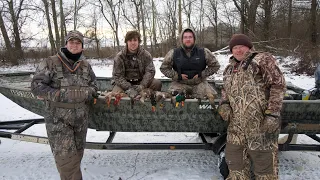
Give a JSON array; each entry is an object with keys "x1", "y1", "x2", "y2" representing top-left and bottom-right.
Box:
[
  {"x1": 160, "y1": 28, "x2": 220, "y2": 101},
  {"x1": 218, "y1": 34, "x2": 286, "y2": 180},
  {"x1": 31, "y1": 30, "x2": 98, "y2": 180},
  {"x1": 112, "y1": 30, "x2": 162, "y2": 97}
]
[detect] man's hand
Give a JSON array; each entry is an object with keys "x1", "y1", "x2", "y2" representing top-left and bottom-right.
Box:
[
  {"x1": 126, "y1": 87, "x2": 139, "y2": 98},
  {"x1": 181, "y1": 74, "x2": 188, "y2": 80},
  {"x1": 261, "y1": 110, "x2": 280, "y2": 133},
  {"x1": 132, "y1": 85, "x2": 143, "y2": 92},
  {"x1": 218, "y1": 104, "x2": 232, "y2": 122},
  {"x1": 33, "y1": 71, "x2": 52, "y2": 84},
  {"x1": 261, "y1": 115, "x2": 280, "y2": 133},
  {"x1": 86, "y1": 87, "x2": 98, "y2": 101},
  {"x1": 47, "y1": 89, "x2": 60, "y2": 101},
  {"x1": 193, "y1": 74, "x2": 198, "y2": 79}
]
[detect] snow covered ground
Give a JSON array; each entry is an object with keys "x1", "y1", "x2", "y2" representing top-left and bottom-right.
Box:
[{"x1": 1, "y1": 55, "x2": 320, "y2": 180}]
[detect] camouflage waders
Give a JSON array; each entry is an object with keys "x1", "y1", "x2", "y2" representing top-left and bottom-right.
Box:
[
  {"x1": 31, "y1": 51, "x2": 97, "y2": 180},
  {"x1": 222, "y1": 52, "x2": 285, "y2": 180},
  {"x1": 46, "y1": 106, "x2": 89, "y2": 180}
]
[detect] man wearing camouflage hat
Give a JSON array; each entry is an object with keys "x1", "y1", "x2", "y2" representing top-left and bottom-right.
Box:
[
  {"x1": 31, "y1": 30, "x2": 98, "y2": 180},
  {"x1": 218, "y1": 34, "x2": 286, "y2": 180},
  {"x1": 112, "y1": 30, "x2": 162, "y2": 97}
]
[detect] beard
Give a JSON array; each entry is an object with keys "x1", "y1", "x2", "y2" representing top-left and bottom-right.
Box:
[{"x1": 182, "y1": 43, "x2": 194, "y2": 50}]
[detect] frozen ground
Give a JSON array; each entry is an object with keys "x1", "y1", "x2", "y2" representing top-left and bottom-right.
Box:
[{"x1": 0, "y1": 54, "x2": 320, "y2": 180}]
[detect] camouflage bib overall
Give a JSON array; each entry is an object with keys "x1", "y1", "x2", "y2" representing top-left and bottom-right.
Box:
[{"x1": 223, "y1": 53, "x2": 279, "y2": 180}]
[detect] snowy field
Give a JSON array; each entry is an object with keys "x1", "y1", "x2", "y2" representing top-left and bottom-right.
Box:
[{"x1": 1, "y1": 54, "x2": 320, "y2": 180}]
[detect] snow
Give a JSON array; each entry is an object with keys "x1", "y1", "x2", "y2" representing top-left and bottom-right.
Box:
[{"x1": 1, "y1": 54, "x2": 320, "y2": 180}]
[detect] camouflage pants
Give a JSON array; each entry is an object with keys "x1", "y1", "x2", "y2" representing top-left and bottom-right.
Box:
[
  {"x1": 168, "y1": 80, "x2": 217, "y2": 98},
  {"x1": 45, "y1": 106, "x2": 89, "y2": 180},
  {"x1": 112, "y1": 78, "x2": 162, "y2": 93},
  {"x1": 225, "y1": 128, "x2": 280, "y2": 180}
]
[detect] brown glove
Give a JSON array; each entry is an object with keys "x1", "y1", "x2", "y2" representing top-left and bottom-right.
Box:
[
  {"x1": 261, "y1": 110, "x2": 281, "y2": 133},
  {"x1": 218, "y1": 104, "x2": 232, "y2": 122}
]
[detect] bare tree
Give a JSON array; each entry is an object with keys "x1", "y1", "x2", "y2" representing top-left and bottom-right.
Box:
[
  {"x1": 232, "y1": 0, "x2": 261, "y2": 35},
  {"x1": 205, "y1": 0, "x2": 219, "y2": 47},
  {"x1": 50, "y1": 0, "x2": 60, "y2": 50},
  {"x1": 74, "y1": 0, "x2": 80, "y2": 30},
  {"x1": 42, "y1": 0, "x2": 56, "y2": 53},
  {"x1": 166, "y1": 0, "x2": 178, "y2": 47},
  {"x1": 72, "y1": 0, "x2": 87, "y2": 30},
  {"x1": 85, "y1": 9, "x2": 101, "y2": 57},
  {"x1": 198, "y1": 0, "x2": 205, "y2": 46},
  {"x1": 310, "y1": 0, "x2": 317, "y2": 46},
  {"x1": 216, "y1": 0, "x2": 237, "y2": 45},
  {"x1": 151, "y1": 0, "x2": 157, "y2": 49},
  {"x1": 121, "y1": 0, "x2": 141, "y2": 31},
  {"x1": 0, "y1": 10, "x2": 17, "y2": 65},
  {"x1": 59, "y1": 0, "x2": 66, "y2": 46},
  {"x1": 182, "y1": 0, "x2": 193, "y2": 27},
  {"x1": 262, "y1": 0, "x2": 273, "y2": 41},
  {"x1": 178, "y1": 0, "x2": 182, "y2": 34},
  {"x1": 6, "y1": 0, "x2": 24, "y2": 58},
  {"x1": 98, "y1": 0, "x2": 122, "y2": 51},
  {"x1": 287, "y1": 0, "x2": 292, "y2": 42},
  {"x1": 140, "y1": 0, "x2": 147, "y2": 48}
]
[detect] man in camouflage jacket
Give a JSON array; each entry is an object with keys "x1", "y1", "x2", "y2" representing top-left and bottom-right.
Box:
[
  {"x1": 112, "y1": 30, "x2": 161, "y2": 96},
  {"x1": 160, "y1": 28, "x2": 220, "y2": 99},
  {"x1": 218, "y1": 34, "x2": 286, "y2": 180},
  {"x1": 31, "y1": 30, "x2": 98, "y2": 180}
]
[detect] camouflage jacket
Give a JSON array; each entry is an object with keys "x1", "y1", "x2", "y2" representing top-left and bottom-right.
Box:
[
  {"x1": 220, "y1": 50, "x2": 286, "y2": 115},
  {"x1": 160, "y1": 47, "x2": 220, "y2": 85},
  {"x1": 31, "y1": 49, "x2": 97, "y2": 105},
  {"x1": 112, "y1": 47, "x2": 155, "y2": 90}
]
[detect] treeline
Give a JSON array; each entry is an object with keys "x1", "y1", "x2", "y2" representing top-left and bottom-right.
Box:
[{"x1": 0, "y1": 0, "x2": 319, "y2": 74}]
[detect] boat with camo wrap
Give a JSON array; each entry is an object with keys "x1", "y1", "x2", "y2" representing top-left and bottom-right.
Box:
[{"x1": 0, "y1": 71, "x2": 320, "y2": 152}]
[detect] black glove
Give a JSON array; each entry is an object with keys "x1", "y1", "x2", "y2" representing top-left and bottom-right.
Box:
[{"x1": 86, "y1": 87, "x2": 98, "y2": 101}]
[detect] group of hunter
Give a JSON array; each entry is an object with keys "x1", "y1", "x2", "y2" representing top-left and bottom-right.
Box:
[{"x1": 31, "y1": 28, "x2": 285, "y2": 180}]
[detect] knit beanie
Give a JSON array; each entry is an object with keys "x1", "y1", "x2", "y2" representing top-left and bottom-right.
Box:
[{"x1": 229, "y1": 34, "x2": 253, "y2": 51}]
